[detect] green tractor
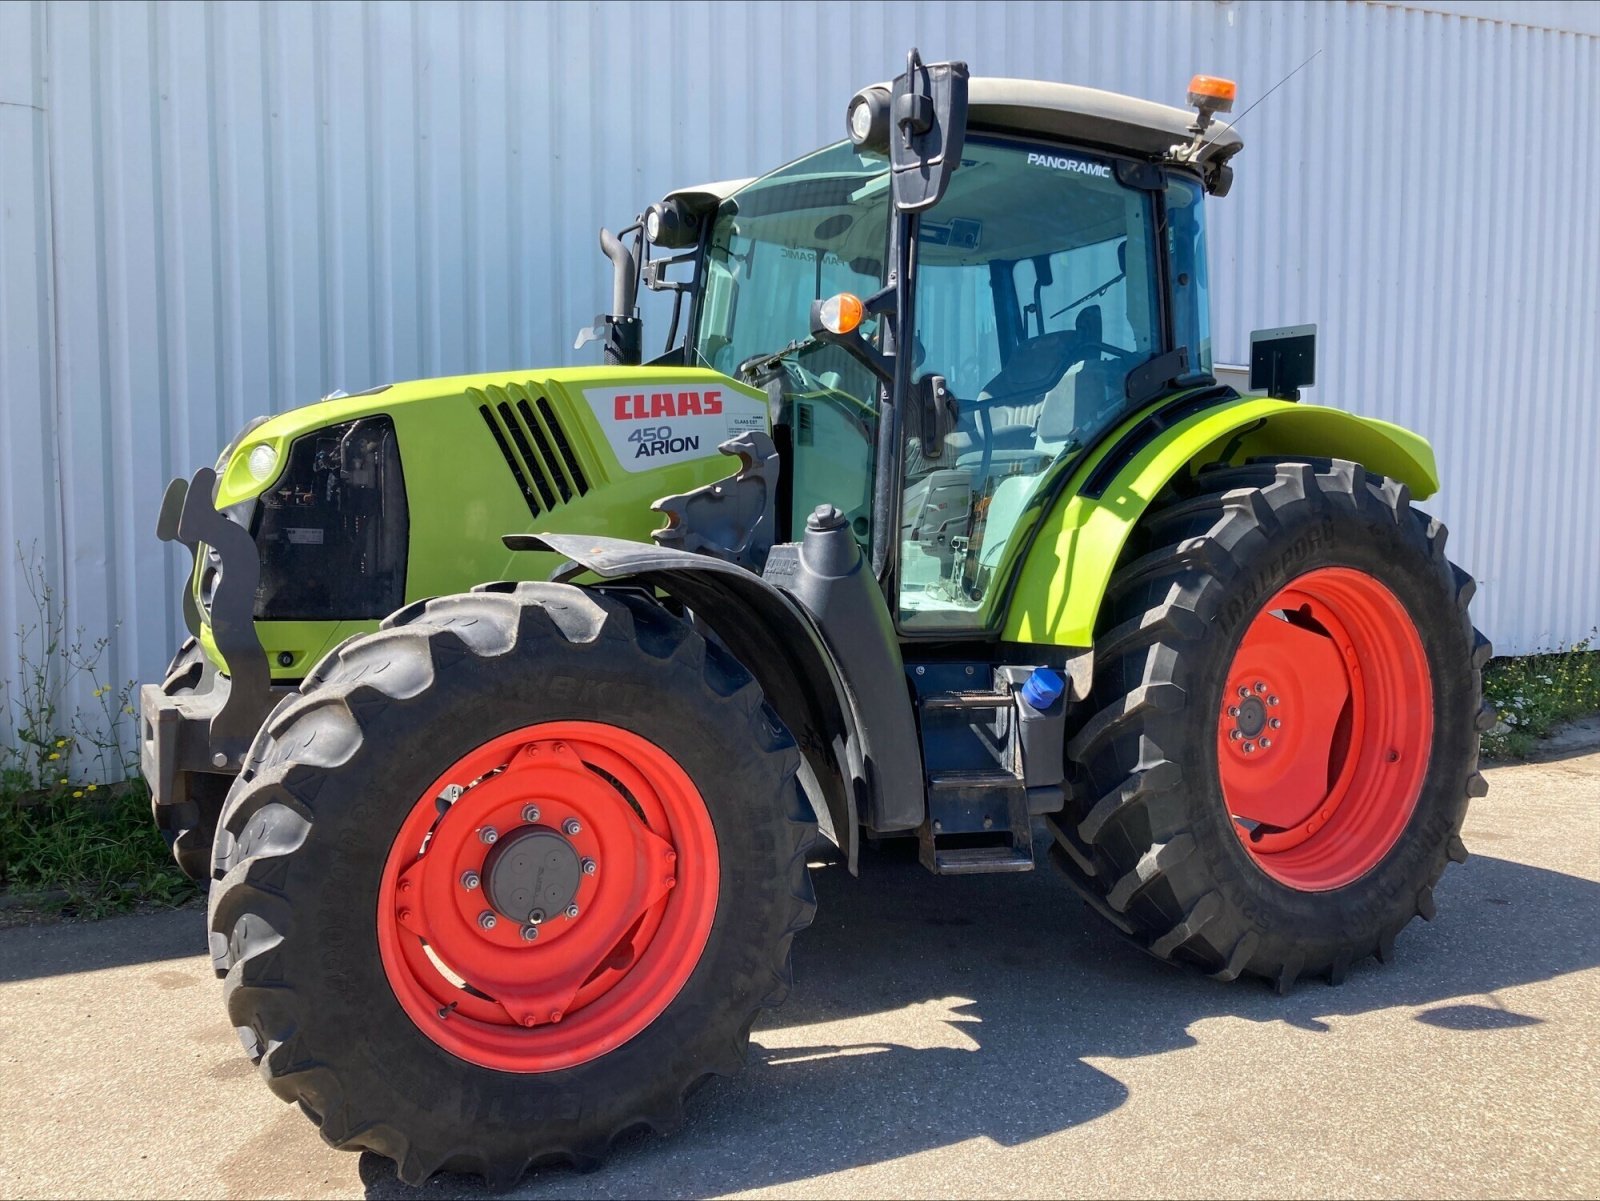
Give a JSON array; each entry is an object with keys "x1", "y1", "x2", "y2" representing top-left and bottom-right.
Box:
[{"x1": 141, "y1": 55, "x2": 1489, "y2": 1185}]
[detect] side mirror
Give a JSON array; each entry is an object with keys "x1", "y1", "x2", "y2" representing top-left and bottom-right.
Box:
[
  {"x1": 913, "y1": 374, "x2": 959, "y2": 460},
  {"x1": 888, "y1": 50, "x2": 969, "y2": 212},
  {"x1": 1249, "y1": 324, "x2": 1317, "y2": 401}
]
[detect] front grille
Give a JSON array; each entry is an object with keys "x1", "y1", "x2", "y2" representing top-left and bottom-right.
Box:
[
  {"x1": 251, "y1": 415, "x2": 409, "y2": 620},
  {"x1": 476, "y1": 384, "x2": 591, "y2": 520}
]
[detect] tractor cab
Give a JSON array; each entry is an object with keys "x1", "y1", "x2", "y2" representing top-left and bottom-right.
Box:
[{"x1": 637, "y1": 67, "x2": 1239, "y2": 631}]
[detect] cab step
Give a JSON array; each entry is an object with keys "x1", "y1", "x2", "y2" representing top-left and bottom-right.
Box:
[
  {"x1": 920, "y1": 691, "x2": 1014, "y2": 712},
  {"x1": 917, "y1": 768, "x2": 1034, "y2": 875}
]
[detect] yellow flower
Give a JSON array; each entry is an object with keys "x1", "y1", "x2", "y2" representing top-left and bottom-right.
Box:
[
  {"x1": 55, "y1": 739, "x2": 67, "y2": 748},
  {"x1": 86, "y1": 784, "x2": 97, "y2": 793},
  {"x1": 48, "y1": 752, "x2": 60, "y2": 761},
  {"x1": 58, "y1": 776, "x2": 68, "y2": 785},
  {"x1": 72, "y1": 790, "x2": 83, "y2": 798}
]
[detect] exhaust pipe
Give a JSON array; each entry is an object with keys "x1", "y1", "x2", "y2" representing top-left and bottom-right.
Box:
[{"x1": 598, "y1": 228, "x2": 643, "y2": 366}]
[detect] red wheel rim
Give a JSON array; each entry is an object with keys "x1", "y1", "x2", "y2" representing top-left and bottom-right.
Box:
[
  {"x1": 376, "y1": 722, "x2": 718, "y2": 1072},
  {"x1": 1216, "y1": 567, "x2": 1433, "y2": 890}
]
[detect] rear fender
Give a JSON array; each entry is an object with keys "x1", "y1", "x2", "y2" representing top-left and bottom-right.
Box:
[
  {"x1": 513, "y1": 534, "x2": 924, "y2": 872},
  {"x1": 1003, "y1": 399, "x2": 1440, "y2": 648}
]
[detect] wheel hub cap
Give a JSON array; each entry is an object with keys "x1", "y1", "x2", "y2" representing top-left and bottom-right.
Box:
[{"x1": 483, "y1": 827, "x2": 582, "y2": 925}]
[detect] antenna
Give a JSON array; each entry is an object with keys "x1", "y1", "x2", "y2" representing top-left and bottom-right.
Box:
[{"x1": 1192, "y1": 48, "x2": 1324, "y2": 157}]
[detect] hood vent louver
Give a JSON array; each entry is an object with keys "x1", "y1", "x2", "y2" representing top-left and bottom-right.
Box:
[{"x1": 475, "y1": 384, "x2": 592, "y2": 521}]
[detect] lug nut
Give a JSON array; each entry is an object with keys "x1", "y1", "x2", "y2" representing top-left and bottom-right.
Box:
[
  {"x1": 1228, "y1": 706, "x2": 1241, "y2": 718},
  {"x1": 1242, "y1": 742, "x2": 1256, "y2": 754},
  {"x1": 1260, "y1": 738, "x2": 1272, "y2": 749},
  {"x1": 520, "y1": 925, "x2": 539, "y2": 942},
  {"x1": 1254, "y1": 681, "x2": 1268, "y2": 693},
  {"x1": 522, "y1": 804, "x2": 541, "y2": 823},
  {"x1": 461, "y1": 870, "x2": 480, "y2": 890},
  {"x1": 565, "y1": 903, "x2": 580, "y2": 919},
  {"x1": 1238, "y1": 685, "x2": 1250, "y2": 698},
  {"x1": 563, "y1": 818, "x2": 582, "y2": 836},
  {"x1": 479, "y1": 827, "x2": 498, "y2": 845},
  {"x1": 1270, "y1": 717, "x2": 1282, "y2": 729},
  {"x1": 581, "y1": 858, "x2": 597, "y2": 875},
  {"x1": 477, "y1": 910, "x2": 498, "y2": 930},
  {"x1": 1229, "y1": 730, "x2": 1243, "y2": 741},
  {"x1": 527, "y1": 908, "x2": 545, "y2": 925},
  {"x1": 1268, "y1": 695, "x2": 1280, "y2": 706}
]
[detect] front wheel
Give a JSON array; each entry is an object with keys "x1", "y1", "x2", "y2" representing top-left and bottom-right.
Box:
[
  {"x1": 1052, "y1": 459, "x2": 1492, "y2": 989},
  {"x1": 207, "y1": 583, "x2": 815, "y2": 1186}
]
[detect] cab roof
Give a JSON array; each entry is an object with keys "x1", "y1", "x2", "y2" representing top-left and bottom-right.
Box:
[
  {"x1": 666, "y1": 75, "x2": 1243, "y2": 210},
  {"x1": 963, "y1": 76, "x2": 1242, "y2": 169}
]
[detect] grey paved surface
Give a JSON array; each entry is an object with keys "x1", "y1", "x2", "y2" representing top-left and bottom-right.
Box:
[{"x1": 2, "y1": 733, "x2": 1597, "y2": 1200}]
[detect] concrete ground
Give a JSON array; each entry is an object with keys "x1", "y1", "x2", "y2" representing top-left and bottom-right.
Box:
[{"x1": 2, "y1": 730, "x2": 1597, "y2": 1200}]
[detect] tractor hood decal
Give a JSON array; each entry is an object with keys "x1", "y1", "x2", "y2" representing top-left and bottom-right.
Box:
[{"x1": 582, "y1": 382, "x2": 767, "y2": 472}]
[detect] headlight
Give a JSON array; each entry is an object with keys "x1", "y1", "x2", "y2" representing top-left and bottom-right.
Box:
[
  {"x1": 846, "y1": 88, "x2": 890, "y2": 153},
  {"x1": 246, "y1": 443, "x2": 280, "y2": 481}
]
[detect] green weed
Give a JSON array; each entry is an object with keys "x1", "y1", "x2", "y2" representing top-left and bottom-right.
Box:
[
  {"x1": 1480, "y1": 635, "x2": 1600, "y2": 760},
  {"x1": 1, "y1": 546, "x2": 198, "y2": 917}
]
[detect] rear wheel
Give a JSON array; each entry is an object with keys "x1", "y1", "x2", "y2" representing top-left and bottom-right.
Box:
[
  {"x1": 1051, "y1": 459, "x2": 1492, "y2": 989},
  {"x1": 207, "y1": 582, "x2": 815, "y2": 1185}
]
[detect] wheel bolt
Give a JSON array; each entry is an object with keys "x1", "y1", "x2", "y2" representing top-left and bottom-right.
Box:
[
  {"x1": 461, "y1": 870, "x2": 480, "y2": 890},
  {"x1": 479, "y1": 827, "x2": 498, "y2": 845},
  {"x1": 1260, "y1": 738, "x2": 1272, "y2": 749},
  {"x1": 1228, "y1": 706, "x2": 1241, "y2": 717},
  {"x1": 520, "y1": 925, "x2": 539, "y2": 942},
  {"x1": 522, "y1": 804, "x2": 541, "y2": 823},
  {"x1": 1269, "y1": 718, "x2": 1282, "y2": 729},
  {"x1": 528, "y1": 908, "x2": 545, "y2": 925},
  {"x1": 665, "y1": 850, "x2": 677, "y2": 863},
  {"x1": 1229, "y1": 730, "x2": 1243, "y2": 741},
  {"x1": 665, "y1": 876, "x2": 677, "y2": 888},
  {"x1": 565, "y1": 903, "x2": 580, "y2": 919},
  {"x1": 477, "y1": 910, "x2": 497, "y2": 930},
  {"x1": 1242, "y1": 742, "x2": 1255, "y2": 754},
  {"x1": 563, "y1": 818, "x2": 582, "y2": 836},
  {"x1": 1268, "y1": 695, "x2": 1280, "y2": 706},
  {"x1": 1238, "y1": 685, "x2": 1250, "y2": 698},
  {"x1": 397, "y1": 908, "x2": 412, "y2": 923},
  {"x1": 1254, "y1": 681, "x2": 1268, "y2": 693},
  {"x1": 581, "y1": 858, "x2": 597, "y2": 875}
]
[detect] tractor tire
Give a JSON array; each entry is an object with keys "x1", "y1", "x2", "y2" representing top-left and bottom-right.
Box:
[
  {"x1": 206, "y1": 581, "x2": 815, "y2": 1187},
  {"x1": 153, "y1": 637, "x2": 232, "y2": 881},
  {"x1": 1050, "y1": 458, "x2": 1492, "y2": 990}
]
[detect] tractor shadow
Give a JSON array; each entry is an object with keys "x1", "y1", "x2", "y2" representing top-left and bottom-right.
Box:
[{"x1": 360, "y1": 836, "x2": 1600, "y2": 1200}]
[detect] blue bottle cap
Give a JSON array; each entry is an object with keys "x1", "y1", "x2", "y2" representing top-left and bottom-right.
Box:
[{"x1": 1020, "y1": 667, "x2": 1064, "y2": 710}]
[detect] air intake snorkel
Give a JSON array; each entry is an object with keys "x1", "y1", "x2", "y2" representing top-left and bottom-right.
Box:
[{"x1": 597, "y1": 227, "x2": 643, "y2": 366}]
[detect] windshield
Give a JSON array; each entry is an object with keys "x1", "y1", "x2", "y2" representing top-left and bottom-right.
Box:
[{"x1": 695, "y1": 142, "x2": 890, "y2": 541}]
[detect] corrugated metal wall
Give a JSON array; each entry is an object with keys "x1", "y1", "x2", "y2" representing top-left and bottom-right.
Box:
[{"x1": 2, "y1": 0, "x2": 1597, "y2": 742}]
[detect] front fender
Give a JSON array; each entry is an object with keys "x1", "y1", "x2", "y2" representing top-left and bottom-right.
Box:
[
  {"x1": 510, "y1": 532, "x2": 926, "y2": 872},
  {"x1": 1003, "y1": 399, "x2": 1440, "y2": 648}
]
